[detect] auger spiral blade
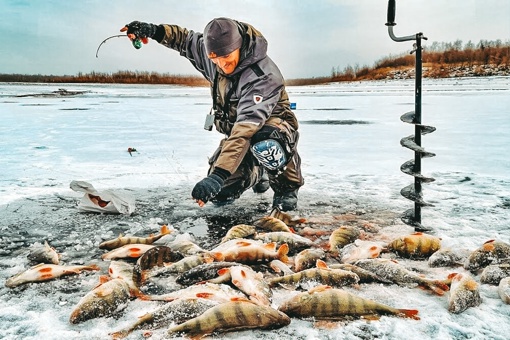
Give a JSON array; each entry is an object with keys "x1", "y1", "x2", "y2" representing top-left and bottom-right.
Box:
[
  {"x1": 401, "y1": 208, "x2": 433, "y2": 232},
  {"x1": 400, "y1": 160, "x2": 435, "y2": 183},
  {"x1": 400, "y1": 111, "x2": 436, "y2": 232}
]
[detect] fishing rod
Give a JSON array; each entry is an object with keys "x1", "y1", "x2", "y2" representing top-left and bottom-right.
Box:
[
  {"x1": 96, "y1": 35, "x2": 126, "y2": 58},
  {"x1": 95, "y1": 32, "x2": 147, "y2": 58},
  {"x1": 386, "y1": 0, "x2": 436, "y2": 233}
]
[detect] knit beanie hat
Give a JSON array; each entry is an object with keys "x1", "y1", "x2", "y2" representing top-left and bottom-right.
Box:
[{"x1": 204, "y1": 18, "x2": 242, "y2": 58}]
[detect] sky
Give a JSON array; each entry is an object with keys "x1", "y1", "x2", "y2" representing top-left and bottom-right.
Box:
[{"x1": 0, "y1": 0, "x2": 509, "y2": 79}]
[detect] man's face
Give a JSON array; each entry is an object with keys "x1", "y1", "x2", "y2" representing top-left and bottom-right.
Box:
[{"x1": 209, "y1": 48, "x2": 240, "y2": 75}]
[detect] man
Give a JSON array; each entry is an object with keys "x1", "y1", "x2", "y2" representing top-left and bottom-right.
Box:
[{"x1": 122, "y1": 17, "x2": 304, "y2": 211}]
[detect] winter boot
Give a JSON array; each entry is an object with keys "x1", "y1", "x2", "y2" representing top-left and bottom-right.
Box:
[
  {"x1": 272, "y1": 188, "x2": 299, "y2": 211},
  {"x1": 252, "y1": 169, "x2": 270, "y2": 193}
]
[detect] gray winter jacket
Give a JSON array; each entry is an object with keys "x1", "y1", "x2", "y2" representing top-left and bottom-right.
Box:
[{"x1": 156, "y1": 20, "x2": 298, "y2": 175}]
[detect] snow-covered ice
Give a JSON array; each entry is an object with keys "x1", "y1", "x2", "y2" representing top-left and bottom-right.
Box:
[{"x1": 1, "y1": 77, "x2": 509, "y2": 339}]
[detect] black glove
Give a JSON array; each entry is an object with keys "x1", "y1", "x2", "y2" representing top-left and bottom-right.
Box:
[
  {"x1": 192, "y1": 168, "x2": 230, "y2": 204},
  {"x1": 124, "y1": 21, "x2": 158, "y2": 40},
  {"x1": 192, "y1": 174, "x2": 224, "y2": 204}
]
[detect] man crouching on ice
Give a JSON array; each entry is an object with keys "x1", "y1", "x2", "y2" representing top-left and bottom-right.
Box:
[{"x1": 121, "y1": 17, "x2": 304, "y2": 211}]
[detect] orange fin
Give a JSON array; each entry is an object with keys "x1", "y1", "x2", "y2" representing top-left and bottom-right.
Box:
[
  {"x1": 465, "y1": 279, "x2": 478, "y2": 291},
  {"x1": 316, "y1": 259, "x2": 329, "y2": 269},
  {"x1": 447, "y1": 272, "x2": 460, "y2": 280},
  {"x1": 230, "y1": 296, "x2": 253, "y2": 303},
  {"x1": 482, "y1": 241, "x2": 496, "y2": 251},
  {"x1": 421, "y1": 280, "x2": 450, "y2": 296},
  {"x1": 160, "y1": 224, "x2": 171, "y2": 235},
  {"x1": 128, "y1": 248, "x2": 144, "y2": 257},
  {"x1": 142, "y1": 331, "x2": 154, "y2": 338},
  {"x1": 196, "y1": 292, "x2": 214, "y2": 299},
  {"x1": 308, "y1": 285, "x2": 331, "y2": 294},
  {"x1": 130, "y1": 289, "x2": 144, "y2": 299},
  {"x1": 99, "y1": 275, "x2": 110, "y2": 284},
  {"x1": 217, "y1": 268, "x2": 230, "y2": 276},
  {"x1": 313, "y1": 320, "x2": 342, "y2": 329},
  {"x1": 211, "y1": 252, "x2": 224, "y2": 262},
  {"x1": 88, "y1": 264, "x2": 100, "y2": 271},
  {"x1": 320, "y1": 242, "x2": 331, "y2": 251},
  {"x1": 38, "y1": 267, "x2": 53, "y2": 273},
  {"x1": 264, "y1": 242, "x2": 277, "y2": 250},
  {"x1": 137, "y1": 293, "x2": 155, "y2": 301},
  {"x1": 399, "y1": 309, "x2": 420, "y2": 320},
  {"x1": 361, "y1": 314, "x2": 381, "y2": 321},
  {"x1": 277, "y1": 243, "x2": 290, "y2": 263}
]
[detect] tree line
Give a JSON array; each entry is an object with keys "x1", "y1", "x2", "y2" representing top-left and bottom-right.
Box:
[
  {"x1": 324, "y1": 38, "x2": 510, "y2": 83},
  {"x1": 0, "y1": 71, "x2": 208, "y2": 86},
  {"x1": 1, "y1": 39, "x2": 509, "y2": 86}
]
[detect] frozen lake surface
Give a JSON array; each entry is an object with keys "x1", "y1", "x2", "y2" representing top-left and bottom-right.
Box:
[{"x1": 1, "y1": 77, "x2": 509, "y2": 339}]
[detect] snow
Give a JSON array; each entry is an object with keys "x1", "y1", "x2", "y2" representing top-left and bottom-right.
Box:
[{"x1": 1, "y1": 77, "x2": 510, "y2": 339}]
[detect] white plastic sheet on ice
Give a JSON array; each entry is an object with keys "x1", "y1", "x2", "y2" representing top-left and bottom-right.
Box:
[{"x1": 69, "y1": 180, "x2": 135, "y2": 215}]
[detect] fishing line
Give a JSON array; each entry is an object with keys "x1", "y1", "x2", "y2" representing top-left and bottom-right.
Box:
[
  {"x1": 130, "y1": 111, "x2": 191, "y2": 183},
  {"x1": 95, "y1": 32, "x2": 189, "y2": 183}
]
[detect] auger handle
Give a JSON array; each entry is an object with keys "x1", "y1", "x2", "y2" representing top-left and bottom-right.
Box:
[
  {"x1": 386, "y1": 0, "x2": 418, "y2": 42},
  {"x1": 386, "y1": 0, "x2": 396, "y2": 26}
]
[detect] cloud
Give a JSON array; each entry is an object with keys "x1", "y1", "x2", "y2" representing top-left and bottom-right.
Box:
[{"x1": 1, "y1": 0, "x2": 509, "y2": 78}]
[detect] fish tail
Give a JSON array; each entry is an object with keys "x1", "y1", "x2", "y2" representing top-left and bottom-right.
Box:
[
  {"x1": 130, "y1": 288, "x2": 144, "y2": 299},
  {"x1": 86, "y1": 264, "x2": 101, "y2": 271},
  {"x1": 138, "y1": 270, "x2": 150, "y2": 285},
  {"x1": 110, "y1": 330, "x2": 129, "y2": 339},
  {"x1": 278, "y1": 243, "x2": 290, "y2": 263},
  {"x1": 160, "y1": 224, "x2": 171, "y2": 235},
  {"x1": 420, "y1": 280, "x2": 450, "y2": 296},
  {"x1": 136, "y1": 293, "x2": 156, "y2": 301},
  {"x1": 294, "y1": 218, "x2": 307, "y2": 224},
  {"x1": 110, "y1": 312, "x2": 153, "y2": 339},
  {"x1": 398, "y1": 308, "x2": 420, "y2": 320}
]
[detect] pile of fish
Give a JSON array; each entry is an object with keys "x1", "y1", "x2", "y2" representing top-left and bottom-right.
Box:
[{"x1": 5, "y1": 208, "x2": 510, "y2": 338}]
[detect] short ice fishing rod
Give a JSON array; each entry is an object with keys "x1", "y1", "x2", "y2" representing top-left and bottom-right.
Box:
[
  {"x1": 95, "y1": 26, "x2": 148, "y2": 58},
  {"x1": 386, "y1": 0, "x2": 436, "y2": 233}
]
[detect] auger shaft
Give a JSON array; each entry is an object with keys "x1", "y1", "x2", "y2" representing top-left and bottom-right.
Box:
[{"x1": 386, "y1": 0, "x2": 435, "y2": 232}]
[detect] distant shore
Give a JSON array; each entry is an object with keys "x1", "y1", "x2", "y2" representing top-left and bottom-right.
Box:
[
  {"x1": 1, "y1": 40, "x2": 509, "y2": 86},
  {"x1": 1, "y1": 63, "x2": 508, "y2": 88}
]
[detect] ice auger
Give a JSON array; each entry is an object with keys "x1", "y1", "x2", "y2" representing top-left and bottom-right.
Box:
[{"x1": 386, "y1": 0, "x2": 436, "y2": 232}]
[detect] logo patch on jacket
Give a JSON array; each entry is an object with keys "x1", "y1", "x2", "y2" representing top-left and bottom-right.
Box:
[{"x1": 253, "y1": 95, "x2": 263, "y2": 104}]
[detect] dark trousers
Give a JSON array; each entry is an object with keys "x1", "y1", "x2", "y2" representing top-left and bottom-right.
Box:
[{"x1": 208, "y1": 118, "x2": 304, "y2": 201}]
